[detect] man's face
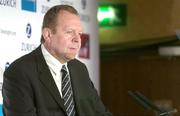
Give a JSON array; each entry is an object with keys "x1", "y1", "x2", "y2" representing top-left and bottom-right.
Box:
[{"x1": 43, "y1": 10, "x2": 83, "y2": 63}]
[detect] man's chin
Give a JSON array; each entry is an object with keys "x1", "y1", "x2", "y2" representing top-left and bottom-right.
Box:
[{"x1": 65, "y1": 54, "x2": 76, "y2": 61}]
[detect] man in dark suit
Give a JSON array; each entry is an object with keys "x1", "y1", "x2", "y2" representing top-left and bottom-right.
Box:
[{"x1": 2, "y1": 5, "x2": 112, "y2": 116}]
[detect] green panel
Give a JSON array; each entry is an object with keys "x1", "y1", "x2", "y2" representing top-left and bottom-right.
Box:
[{"x1": 98, "y1": 4, "x2": 127, "y2": 27}]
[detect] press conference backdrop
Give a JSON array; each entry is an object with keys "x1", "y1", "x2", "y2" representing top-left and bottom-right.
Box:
[{"x1": 0, "y1": 0, "x2": 99, "y2": 115}]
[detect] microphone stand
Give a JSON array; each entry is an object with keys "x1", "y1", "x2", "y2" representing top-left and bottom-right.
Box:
[{"x1": 128, "y1": 91, "x2": 177, "y2": 116}]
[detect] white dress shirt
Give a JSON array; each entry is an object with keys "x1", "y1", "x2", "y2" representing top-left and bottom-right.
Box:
[{"x1": 41, "y1": 44, "x2": 68, "y2": 97}]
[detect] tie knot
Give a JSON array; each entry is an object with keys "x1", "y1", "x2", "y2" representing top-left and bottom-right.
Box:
[{"x1": 61, "y1": 65, "x2": 67, "y2": 73}]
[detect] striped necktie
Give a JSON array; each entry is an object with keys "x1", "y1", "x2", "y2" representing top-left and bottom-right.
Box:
[{"x1": 61, "y1": 65, "x2": 76, "y2": 116}]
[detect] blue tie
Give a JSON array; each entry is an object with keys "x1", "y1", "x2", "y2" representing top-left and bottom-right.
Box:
[{"x1": 61, "y1": 65, "x2": 76, "y2": 116}]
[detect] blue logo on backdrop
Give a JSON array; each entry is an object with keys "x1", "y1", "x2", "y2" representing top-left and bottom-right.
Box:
[
  {"x1": 5, "y1": 62, "x2": 10, "y2": 70},
  {"x1": 21, "y1": 0, "x2": 36, "y2": 12},
  {"x1": 0, "y1": 105, "x2": 3, "y2": 116},
  {"x1": 26, "y1": 23, "x2": 32, "y2": 38}
]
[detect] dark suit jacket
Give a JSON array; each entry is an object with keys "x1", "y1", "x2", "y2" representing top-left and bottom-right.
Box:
[{"x1": 2, "y1": 45, "x2": 112, "y2": 116}]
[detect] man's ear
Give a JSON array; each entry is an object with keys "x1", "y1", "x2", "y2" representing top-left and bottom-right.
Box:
[{"x1": 42, "y1": 28, "x2": 52, "y2": 42}]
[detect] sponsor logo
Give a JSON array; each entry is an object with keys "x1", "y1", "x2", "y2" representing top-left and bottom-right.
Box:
[
  {"x1": 21, "y1": 42, "x2": 37, "y2": 52},
  {"x1": 26, "y1": 23, "x2": 32, "y2": 38},
  {"x1": 41, "y1": 0, "x2": 52, "y2": 14},
  {"x1": 79, "y1": 33, "x2": 90, "y2": 59},
  {"x1": 0, "y1": 28, "x2": 16, "y2": 37},
  {"x1": 21, "y1": 0, "x2": 36, "y2": 12},
  {"x1": 60, "y1": 0, "x2": 73, "y2": 6},
  {"x1": 81, "y1": 0, "x2": 86, "y2": 10},
  {"x1": 0, "y1": 104, "x2": 3, "y2": 116},
  {"x1": 5, "y1": 62, "x2": 10, "y2": 69},
  {"x1": 41, "y1": 5, "x2": 50, "y2": 14},
  {"x1": 80, "y1": 13, "x2": 90, "y2": 23},
  {"x1": 0, "y1": 0, "x2": 16, "y2": 8}
]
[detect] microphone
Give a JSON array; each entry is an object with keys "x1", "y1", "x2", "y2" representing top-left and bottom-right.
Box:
[{"x1": 159, "y1": 109, "x2": 177, "y2": 116}]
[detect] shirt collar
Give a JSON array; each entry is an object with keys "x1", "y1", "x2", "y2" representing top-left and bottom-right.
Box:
[{"x1": 41, "y1": 44, "x2": 67, "y2": 75}]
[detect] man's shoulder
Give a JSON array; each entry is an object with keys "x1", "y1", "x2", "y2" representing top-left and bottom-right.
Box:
[{"x1": 6, "y1": 46, "x2": 41, "y2": 71}]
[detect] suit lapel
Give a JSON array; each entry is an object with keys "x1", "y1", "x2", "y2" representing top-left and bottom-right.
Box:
[
  {"x1": 67, "y1": 61, "x2": 82, "y2": 115},
  {"x1": 34, "y1": 46, "x2": 66, "y2": 112}
]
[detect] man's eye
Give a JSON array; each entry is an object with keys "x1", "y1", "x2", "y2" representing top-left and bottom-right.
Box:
[{"x1": 66, "y1": 30, "x2": 73, "y2": 34}]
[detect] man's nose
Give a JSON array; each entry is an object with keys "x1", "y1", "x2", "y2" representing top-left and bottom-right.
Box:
[{"x1": 73, "y1": 33, "x2": 82, "y2": 42}]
